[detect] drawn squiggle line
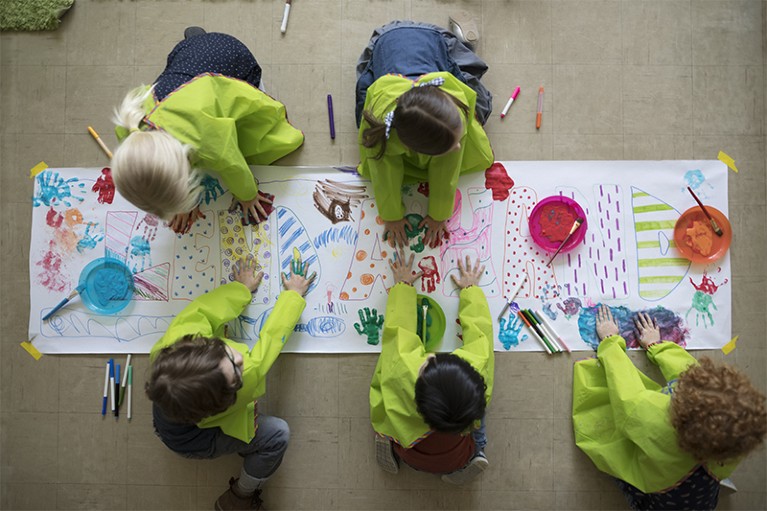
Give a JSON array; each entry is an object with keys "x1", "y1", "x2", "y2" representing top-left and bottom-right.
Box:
[
  {"x1": 43, "y1": 311, "x2": 172, "y2": 343},
  {"x1": 313, "y1": 226, "x2": 359, "y2": 249}
]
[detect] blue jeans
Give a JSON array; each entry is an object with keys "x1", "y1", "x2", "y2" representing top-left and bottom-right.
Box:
[
  {"x1": 471, "y1": 416, "x2": 487, "y2": 455},
  {"x1": 182, "y1": 414, "x2": 289, "y2": 481}
]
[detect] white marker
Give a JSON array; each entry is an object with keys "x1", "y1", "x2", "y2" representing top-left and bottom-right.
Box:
[
  {"x1": 280, "y1": 0, "x2": 292, "y2": 34},
  {"x1": 497, "y1": 271, "x2": 528, "y2": 321}
]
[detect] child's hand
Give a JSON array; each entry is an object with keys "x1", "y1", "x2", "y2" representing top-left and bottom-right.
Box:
[
  {"x1": 233, "y1": 255, "x2": 264, "y2": 293},
  {"x1": 383, "y1": 219, "x2": 409, "y2": 248},
  {"x1": 168, "y1": 207, "x2": 206, "y2": 235},
  {"x1": 281, "y1": 254, "x2": 316, "y2": 296},
  {"x1": 595, "y1": 304, "x2": 619, "y2": 341},
  {"x1": 634, "y1": 312, "x2": 660, "y2": 349},
  {"x1": 239, "y1": 193, "x2": 273, "y2": 225},
  {"x1": 450, "y1": 255, "x2": 484, "y2": 289},
  {"x1": 388, "y1": 247, "x2": 423, "y2": 285},
  {"x1": 419, "y1": 216, "x2": 449, "y2": 248}
]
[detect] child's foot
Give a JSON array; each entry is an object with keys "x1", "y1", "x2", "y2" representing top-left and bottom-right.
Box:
[
  {"x1": 374, "y1": 434, "x2": 399, "y2": 474},
  {"x1": 448, "y1": 11, "x2": 479, "y2": 48},
  {"x1": 214, "y1": 478, "x2": 264, "y2": 510},
  {"x1": 441, "y1": 453, "x2": 489, "y2": 485},
  {"x1": 184, "y1": 26, "x2": 206, "y2": 40}
]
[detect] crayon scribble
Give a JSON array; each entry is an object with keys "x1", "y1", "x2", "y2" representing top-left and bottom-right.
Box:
[
  {"x1": 76, "y1": 222, "x2": 103, "y2": 253},
  {"x1": 557, "y1": 297, "x2": 582, "y2": 318},
  {"x1": 294, "y1": 316, "x2": 346, "y2": 337},
  {"x1": 484, "y1": 162, "x2": 514, "y2": 201},
  {"x1": 313, "y1": 225, "x2": 358, "y2": 248},
  {"x1": 498, "y1": 315, "x2": 528, "y2": 350},
  {"x1": 578, "y1": 304, "x2": 688, "y2": 350},
  {"x1": 686, "y1": 270, "x2": 728, "y2": 328},
  {"x1": 200, "y1": 175, "x2": 224, "y2": 204},
  {"x1": 418, "y1": 256, "x2": 440, "y2": 293},
  {"x1": 91, "y1": 167, "x2": 115, "y2": 204},
  {"x1": 33, "y1": 171, "x2": 86, "y2": 207}
]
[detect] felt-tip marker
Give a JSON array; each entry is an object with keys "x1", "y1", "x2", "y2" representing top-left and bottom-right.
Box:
[{"x1": 500, "y1": 86, "x2": 521, "y2": 119}]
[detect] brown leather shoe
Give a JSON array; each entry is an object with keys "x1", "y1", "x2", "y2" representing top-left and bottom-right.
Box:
[{"x1": 214, "y1": 478, "x2": 265, "y2": 511}]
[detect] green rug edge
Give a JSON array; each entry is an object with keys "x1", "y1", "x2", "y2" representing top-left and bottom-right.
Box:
[{"x1": 0, "y1": 0, "x2": 74, "y2": 32}]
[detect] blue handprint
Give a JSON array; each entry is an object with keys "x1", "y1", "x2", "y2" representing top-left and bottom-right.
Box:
[
  {"x1": 498, "y1": 315, "x2": 527, "y2": 350},
  {"x1": 33, "y1": 171, "x2": 86, "y2": 207},
  {"x1": 76, "y1": 222, "x2": 104, "y2": 253},
  {"x1": 200, "y1": 175, "x2": 225, "y2": 204}
]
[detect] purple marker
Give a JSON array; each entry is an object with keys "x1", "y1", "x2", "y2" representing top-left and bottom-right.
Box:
[{"x1": 327, "y1": 94, "x2": 335, "y2": 140}]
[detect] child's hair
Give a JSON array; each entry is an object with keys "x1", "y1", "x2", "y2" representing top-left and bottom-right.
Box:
[
  {"x1": 671, "y1": 357, "x2": 767, "y2": 462},
  {"x1": 111, "y1": 85, "x2": 203, "y2": 220},
  {"x1": 146, "y1": 336, "x2": 241, "y2": 424},
  {"x1": 361, "y1": 86, "x2": 468, "y2": 159},
  {"x1": 415, "y1": 353, "x2": 487, "y2": 433}
]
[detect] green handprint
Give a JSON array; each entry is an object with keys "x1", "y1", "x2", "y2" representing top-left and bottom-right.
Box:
[
  {"x1": 404, "y1": 213, "x2": 427, "y2": 253},
  {"x1": 354, "y1": 307, "x2": 384, "y2": 345}
]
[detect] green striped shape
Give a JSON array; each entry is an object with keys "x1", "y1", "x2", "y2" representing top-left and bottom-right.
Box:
[
  {"x1": 635, "y1": 220, "x2": 677, "y2": 231},
  {"x1": 637, "y1": 240, "x2": 678, "y2": 249},
  {"x1": 632, "y1": 191, "x2": 649, "y2": 198},
  {"x1": 640, "y1": 289, "x2": 678, "y2": 299},
  {"x1": 638, "y1": 258, "x2": 690, "y2": 267},
  {"x1": 639, "y1": 276, "x2": 684, "y2": 284},
  {"x1": 633, "y1": 204, "x2": 674, "y2": 214}
]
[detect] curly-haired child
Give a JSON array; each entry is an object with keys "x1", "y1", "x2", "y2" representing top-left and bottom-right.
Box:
[{"x1": 573, "y1": 305, "x2": 766, "y2": 510}]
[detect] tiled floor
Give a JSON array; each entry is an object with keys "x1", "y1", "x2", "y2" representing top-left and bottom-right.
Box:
[{"x1": 1, "y1": 1, "x2": 766, "y2": 510}]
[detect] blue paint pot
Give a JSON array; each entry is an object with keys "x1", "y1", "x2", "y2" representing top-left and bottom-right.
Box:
[{"x1": 78, "y1": 257, "x2": 134, "y2": 314}]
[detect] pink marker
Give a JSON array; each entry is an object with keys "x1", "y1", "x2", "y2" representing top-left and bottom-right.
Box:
[{"x1": 500, "y1": 86, "x2": 521, "y2": 119}]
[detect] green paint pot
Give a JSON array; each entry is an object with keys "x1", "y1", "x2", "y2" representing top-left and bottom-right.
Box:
[{"x1": 416, "y1": 294, "x2": 446, "y2": 352}]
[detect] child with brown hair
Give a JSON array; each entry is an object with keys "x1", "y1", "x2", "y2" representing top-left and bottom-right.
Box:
[
  {"x1": 146, "y1": 254, "x2": 315, "y2": 511},
  {"x1": 355, "y1": 20, "x2": 494, "y2": 248},
  {"x1": 573, "y1": 305, "x2": 767, "y2": 510}
]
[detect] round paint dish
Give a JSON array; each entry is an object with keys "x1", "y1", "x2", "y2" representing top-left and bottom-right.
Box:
[
  {"x1": 78, "y1": 257, "x2": 134, "y2": 314},
  {"x1": 528, "y1": 196, "x2": 588, "y2": 253},
  {"x1": 673, "y1": 206, "x2": 732, "y2": 264},
  {"x1": 416, "y1": 294, "x2": 446, "y2": 352}
]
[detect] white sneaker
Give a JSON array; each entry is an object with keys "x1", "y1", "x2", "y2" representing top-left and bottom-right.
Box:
[
  {"x1": 448, "y1": 11, "x2": 479, "y2": 47},
  {"x1": 374, "y1": 434, "x2": 399, "y2": 474},
  {"x1": 441, "y1": 453, "x2": 489, "y2": 485}
]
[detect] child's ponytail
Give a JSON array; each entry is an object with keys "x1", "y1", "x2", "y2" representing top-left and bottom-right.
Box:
[
  {"x1": 361, "y1": 109, "x2": 389, "y2": 159},
  {"x1": 113, "y1": 85, "x2": 154, "y2": 133}
]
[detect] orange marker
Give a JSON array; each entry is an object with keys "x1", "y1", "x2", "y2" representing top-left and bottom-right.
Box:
[
  {"x1": 535, "y1": 86, "x2": 544, "y2": 129},
  {"x1": 88, "y1": 126, "x2": 113, "y2": 160}
]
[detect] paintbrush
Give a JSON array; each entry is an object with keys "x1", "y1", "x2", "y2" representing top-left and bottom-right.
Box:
[
  {"x1": 42, "y1": 285, "x2": 85, "y2": 321},
  {"x1": 421, "y1": 301, "x2": 429, "y2": 344},
  {"x1": 687, "y1": 187, "x2": 723, "y2": 237},
  {"x1": 545, "y1": 217, "x2": 584, "y2": 267}
]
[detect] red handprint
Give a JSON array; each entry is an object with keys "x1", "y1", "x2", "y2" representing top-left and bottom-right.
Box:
[
  {"x1": 418, "y1": 255, "x2": 441, "y2": 293},
  {"x1": 92, "y1": 167, "x2": 115, "y2": 204},
  {"x1": 138, "y1": 213, "x2": 159, "y2": 241}
]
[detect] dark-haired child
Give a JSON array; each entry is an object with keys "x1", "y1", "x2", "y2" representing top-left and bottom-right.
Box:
[
  {"x1": 370, "y1": 250, "x2": 494, "y2": 484},
  {"x1": 355, "y1": 20, "x2": 494, "y2": 248},
  {"x1": 573, "y1": 305, "x2": 767, "y2": 510},
  {"x1": 147, "y1": 255, "x2": 315, "y2": 511}
]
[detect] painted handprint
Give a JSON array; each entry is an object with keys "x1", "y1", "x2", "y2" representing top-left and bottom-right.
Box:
[
  {"x1": 200, "y1": 175, "x2": 225, "y2": 204},
  {"x1": 137, "y1": 213, "x2": 159, "y2": 241},
  {"x1": 418, "y1": 255, "x2": 441, "y2": 293},
  {"x1": 91, "y1": 167, "x2": 115, "y2": 204},
  {"x1": 76, "y1": 222, "x2": 104, "y2": 253},
  {"x1": 404, "y1": 213, "x2": 427, "y2": 253},
  {"x1": 354, "y1": 307, "x2": 384, "y2": 345},
  {"x1": 33, "y1": 171, "x2": 86, "y2": 207},
  {"x1": 498, "y1": 315, "x2": 527, "y2": 350}
]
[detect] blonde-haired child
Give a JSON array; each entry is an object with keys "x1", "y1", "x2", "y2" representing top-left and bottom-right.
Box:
[{"x1": 111, "y1": 30, "x2": 303, "y2": 233}]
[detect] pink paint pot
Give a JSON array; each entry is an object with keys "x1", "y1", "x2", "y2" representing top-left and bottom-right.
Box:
[{"x1": 528, "y1": 195, "x2": 588, "y2": 253}]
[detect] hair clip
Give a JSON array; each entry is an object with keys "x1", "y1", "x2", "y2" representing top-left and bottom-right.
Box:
[
  {"x1": 383, "y1": 110, "x2": 395, "y2": 139},
  {"x1": 416, "y1": 77, "x2": 446, "y2": 88}
]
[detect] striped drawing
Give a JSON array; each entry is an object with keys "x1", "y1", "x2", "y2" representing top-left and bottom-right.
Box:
[
  {"x1": 631, "y1": 186, "x2": 690, "y2": 300},
  {"x1": 219, "y1": 210, "x2": 274, "y2": 305},
  {"x1": 105, "y1": 211, "x2": 138, "y2": 262},
  {"x1": 133, "y1": 263, "x2": 170, "y2": 301},
  {"x1": 276, "y1": 207, "x2": 319, "y2": 294}
]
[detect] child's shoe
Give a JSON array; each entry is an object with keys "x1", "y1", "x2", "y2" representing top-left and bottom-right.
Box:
[
  {"x1": 441, "y1": 453, "x2": 489, "y2": 485},
  {"x1": 448, "y1": 11, "x2": 479, "y2": 48},
  {"x1": 184, "y1": 26, "x2": 206, "y2": 40},
  {"x1": 215, "y1": 478, "x2": 264, "y2": 510},
  {"x1": 374, "y1": 434, "x2": 400, "y2": 474}
]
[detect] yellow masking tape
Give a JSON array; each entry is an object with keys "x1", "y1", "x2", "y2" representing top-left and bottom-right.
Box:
[
  {"x1": 20, "y1": 341, "x2": 43, "y2": 360},
  {"x1": 721, "y1": 335, "x2": 738, "y2": 355},
  {"x1": 718, "y1": 151, "x2": 738, "y2": 173},
  {"x1": 29, "y1": 161, "x2": 48, "y2": 179}
]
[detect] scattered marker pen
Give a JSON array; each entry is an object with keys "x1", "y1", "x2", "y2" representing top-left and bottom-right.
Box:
[
  {"x1": 102, "y1": 361, "x2": 110, "y2": 416},
  {"x1": 500, "y1": 86, "x2": 521, "y2": 119},
  {"x1": 536, "y1": 86, "x2": 544, "y2": 129},
  {"x1": 280, "y1": 0, "x2": 291, "y2": 34},
  {"x1": 327, "y1": 94, "x2": 336, "y2": 140},
  {"x1": 115, "y1": 364, "x2": 121, "y2": 418}
]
